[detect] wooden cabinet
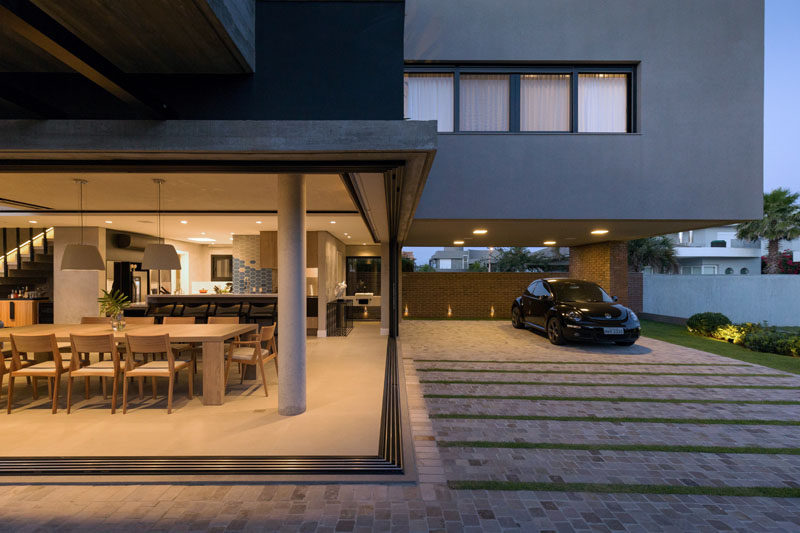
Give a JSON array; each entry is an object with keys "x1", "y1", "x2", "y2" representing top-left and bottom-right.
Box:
[
  {"x1": 0, "y1": 300, "x2": 40, "y2": 327},
  {"x1": 260, "y1": 231, "x2": 319, "y2": 268}
]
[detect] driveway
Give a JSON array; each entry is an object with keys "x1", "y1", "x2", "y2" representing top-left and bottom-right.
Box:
[{"x1": 402, "y1": 319, "x2": 800, "y2": 532}]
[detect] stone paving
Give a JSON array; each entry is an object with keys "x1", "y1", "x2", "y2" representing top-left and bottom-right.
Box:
[{"x1": 2, "y1": 320, "x2": 800, "y2": 532}]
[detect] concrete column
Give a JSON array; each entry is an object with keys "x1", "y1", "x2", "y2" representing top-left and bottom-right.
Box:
[
  {"x1": 380, "y1": 242, "x2": 390, "y2": 335},
  {"x1": 568, "y1": 241, "x2": 629, "y2": 305},
  {"x1": 54, "y1": 226, "x2": 106, "y2": 323},
  {"x1": 277, "y1": 174, "x2": 306, "y2": 416}
]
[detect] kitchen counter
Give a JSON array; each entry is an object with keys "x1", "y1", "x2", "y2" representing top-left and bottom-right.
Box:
[
  {"x1": 0, "y1": 299, "x2": 53, "y2": 326},
  {"x1": 147, "y1": 294, "x2": 318, "y2": 318}
]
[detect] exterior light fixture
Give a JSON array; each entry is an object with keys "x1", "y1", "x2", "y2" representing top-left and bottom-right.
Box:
[
  {"x1": 447, "y1": 305, "x2": 453, "y2": 318},
  {"x1": 473, "y1": 229, "x2": 488, "y2": 235},
  {"x1": 141, "y1": 179, "x2": 181, "y2": 270},
  {"x1": 490, "y1": 305, "x2": 495, "y2": 318},
  {"x1": 61, "y1": 179, "x2": 105, "y2": 271},
  {"x1": 543, "y1": 240, "x2": 556, "y2": 245},
  {"x1": 453, "y1": 240, "x2": 464, "y2": 245},
  {"x1": 403, "y1": 304, "x2": 409, "y2": 318},
  {"x1": 591, "y1": 229, "x2": 609, "y2": 235}
]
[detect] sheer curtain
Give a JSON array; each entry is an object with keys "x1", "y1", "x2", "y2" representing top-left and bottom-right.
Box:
[
  {"x1": 520, "y1": 74, "x2": 570, "y2": 131},
  {"x1": 578, "y1": 73, "x2": 627, "y2": 132},
  {"x1": 459, "y1": 74, "x2": 509, "y2": 131},
  {"x1": 404, "y1": 73, "x2": 454, "y2": 132}
]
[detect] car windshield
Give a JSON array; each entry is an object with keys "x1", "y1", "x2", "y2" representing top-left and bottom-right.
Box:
[{"x1": 550, "y1": 281, "x2": 613, "y2": 303}]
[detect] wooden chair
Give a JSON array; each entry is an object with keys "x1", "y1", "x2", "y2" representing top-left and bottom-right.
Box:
[
  {"x1": 162, "y1": 316, "x2": 199, "y2": 372},
  {"x1": 1, "y1": 341, "x2": 32, "y2": 403},
  {"x1": 125, "y1": 316, "x2": 156, "y2": 325},
  {"x1": 67, "y1": 333, "x2": 123, "y2": 414},
  {"x1": 81, "y1": 316, "x2": 112, "y2": 324},
  {"x1": 123, "y1": 333, "x2": 192, "y2": 414},
  {"x1": 7, "y1": 334, "x2": 67, "y2": 414},
  {"x1": 225, "y1": 324, "x2": 277, "y2": 397}
]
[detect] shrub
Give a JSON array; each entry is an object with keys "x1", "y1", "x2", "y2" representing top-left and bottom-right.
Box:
[
  {"x1": 742, "y1": 329, "x2": 800, "y2": 356},
  {"x1": 713, "y1": 322, "x2": 762, "y2": 345},
  {"x1": 687, "y1": 312, "x2": 731, "y2": 336}
]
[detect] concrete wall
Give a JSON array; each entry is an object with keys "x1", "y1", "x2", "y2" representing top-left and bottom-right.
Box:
[
  {"x1": 54, "y1": 226, "x2": 106, "y2": 323},
  {"x1": 642, "y1": 274, "x2": 800, "y2": 325},
  {"x1": 316, "y1": 231, "x2": 346, "y2": 336},
  {"x1": 406, "y1": 0, "x2": 764, "y2": 222},
  {"x1": 402, "y1": 272, "x2": 566, "y2": 319}
]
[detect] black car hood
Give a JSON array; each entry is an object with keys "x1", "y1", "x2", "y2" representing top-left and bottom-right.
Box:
[{"x1": 562, "y1": 302, "x2": 628, "y2": 320}]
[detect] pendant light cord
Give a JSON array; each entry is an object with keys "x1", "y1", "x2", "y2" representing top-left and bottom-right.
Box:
[{"x1": 80, "y1": 180, "x2": 84, "y2": 245}]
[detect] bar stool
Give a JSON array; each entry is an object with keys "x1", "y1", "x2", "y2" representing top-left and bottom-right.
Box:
[
  {"x1": 145, "y1": 303, "x2": 176, "y2": 324},
  {"x1": 212, "y1": 302, "x2": 243, "y2": 321},
  {"x1": 177, "y1": 303, "x2": 210, "y2": 323}
]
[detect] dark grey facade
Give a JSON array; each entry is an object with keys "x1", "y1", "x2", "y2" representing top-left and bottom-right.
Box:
[{"x1": 404, "y1": 0, "x2": 764, "y2": 245}]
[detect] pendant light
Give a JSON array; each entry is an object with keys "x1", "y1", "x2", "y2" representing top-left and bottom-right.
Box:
[
  {"x1": 60, "y1": 179, "x2": 105, "y2": 271},
  {"x1": 141, "y1": 178, "x2": 181, "y2": 270}
]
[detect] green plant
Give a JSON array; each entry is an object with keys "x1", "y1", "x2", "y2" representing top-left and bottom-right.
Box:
[
  {"x1": 713, "y1": 322, "x2": 762, "y2": 344},
  {"x1": 736, "y1": 188, "x2": 800, "y2": 274},
  {"x1": 97, "y1": 289, "x2": 130, "y2": 317},
  {"x1": 628, "y1": 236, "x2": 678, "y2": 273},
  {"x1": 743, "y1": 329, "x2": 800, "y2": 356},
  {"x1": 686, "y1": 312, "x2": 731, "y2": 336}
]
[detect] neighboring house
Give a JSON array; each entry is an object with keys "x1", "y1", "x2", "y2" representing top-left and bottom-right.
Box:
[
  {"x1": 661, "y1": 225, "x2": 762, "y2": 275},
  {"x1": 429, "y1": 247, "x2": 495, "y2": 271}
]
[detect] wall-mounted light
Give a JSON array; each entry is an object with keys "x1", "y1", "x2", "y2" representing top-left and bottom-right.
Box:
[
  {"x1": 591, "y1": 229, "x2": 609, "y2": 235},
  {"x1": 403, "y1": 304, "x2": 409, "y2": 317},
  {"x1": 490, "y1": 305, "x2": 495, "y2": 318},
  {"x1": 447, "y1": 304, "x2": 453, "y2": 318}
]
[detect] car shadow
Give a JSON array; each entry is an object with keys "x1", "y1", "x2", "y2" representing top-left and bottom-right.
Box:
[{"x1": 524, "y1": 326, "x2": 653, "y2": 355}]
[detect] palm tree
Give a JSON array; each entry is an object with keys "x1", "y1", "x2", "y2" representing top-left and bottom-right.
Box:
[
  {"x1": 736, "y1": 188, "x2": 800, "y2": 274},
  {"x1": 628, "y1": 236, "x2": 678, "y2": 273}
]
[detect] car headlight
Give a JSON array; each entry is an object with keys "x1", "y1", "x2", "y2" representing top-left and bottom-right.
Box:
[
  {"x1": 628, "y1": 310, "x2": 639, "y2": 323},
  {"x1": 565, "y1": 310, "x2": 582, "y2": 321}
]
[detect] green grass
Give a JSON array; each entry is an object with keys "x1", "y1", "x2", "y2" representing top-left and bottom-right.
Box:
[
  {"x1": 419, "y1": 379, "x2": 800, "y2": 389},
  {"x1": 414, "y1": 358, "x2": 751, "y2": 367},
  {"x1": 437, "y1": 441, "x2": 800, "y2": 455},
  {"x1": 446, "y1": 480, "x2": 800, "y2": 498},
  {"x1": 641, "y1": 319, "x2": 800, "y2": 375},
  {"x1": 423, "y1": 393, "x2": 800, "y2": 405},
  {"x1": 416, "y1": 368, "x2": 790, "y2": 377},
  {"x1": 429, "y1": 413, "x2": 800, "y2": 425}
]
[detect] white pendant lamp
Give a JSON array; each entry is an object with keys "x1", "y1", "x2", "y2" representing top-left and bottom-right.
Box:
[
  {"x1": 60, "y1": 179, "x2": 105, "y2": 271},
  {"x1": 141, "y1": 178, "x2": 181, "y2": 271}
]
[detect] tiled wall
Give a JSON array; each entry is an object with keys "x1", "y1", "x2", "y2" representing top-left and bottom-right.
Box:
[{"x1": 232, "y1": 235, "x2": 272, "y2": 293}]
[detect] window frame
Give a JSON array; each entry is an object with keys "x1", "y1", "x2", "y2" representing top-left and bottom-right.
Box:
[
  {"x1": 404, "y1": 64, "x2": 637, "y2": 134},
  {"x1": 210, "y1": 254, "x2": 233, "y2": 282}
]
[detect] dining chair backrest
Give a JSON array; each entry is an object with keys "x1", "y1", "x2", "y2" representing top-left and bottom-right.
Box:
[
  {"x1": 162, "y1": 316, "x2": 195, "y2": 325},
  {"x1": 124, "y1": 334, "x2": 176, "y2": 372},
  {"x1": 125, "y1": 316, "x2": 156, "y2": 325},
  {"x1": 81, "y1": 316, "x2": 112, "y2": 324},
  {"x1": 70, "y1": 333, "x2": 119, "y2": 372},
  {"x1": 208, "y1": 316, "x2": 239, "y2": 324},
  {"x1": 10, "y1": 333, "x2": 61, "y2": 371},
  {"x1": 258, "y1": 324, "x2": 277, "y2": 356}
]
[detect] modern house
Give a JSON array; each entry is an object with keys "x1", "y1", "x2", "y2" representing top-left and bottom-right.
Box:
[
  {"x1": 662, "y1": 225, "x2": 763, "y2": 275},
  {"x1": 428, "y1": 247, "x2": 495, "y2": 271},
  {"x1": 0, "y1": 0, "x2": 764, "y2": 476}
]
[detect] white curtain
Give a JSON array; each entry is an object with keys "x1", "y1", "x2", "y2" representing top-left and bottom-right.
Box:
[
  {"x1": 404, "y1": 73, "x2": 454, "y2": 132},
  {"x1": 578, "y1": 73, "x2": 627, "y2": 132},
  {"x1": 520, "y1": 74, "x2": 570, "y2": 131},
  {"x1": 459, "y1": 75, "x2": 509, "y2": 131}
]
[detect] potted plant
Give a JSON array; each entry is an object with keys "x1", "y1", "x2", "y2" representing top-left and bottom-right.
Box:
[{"x1": 98, "y1": 289, "x2": 131, "y2": 330}]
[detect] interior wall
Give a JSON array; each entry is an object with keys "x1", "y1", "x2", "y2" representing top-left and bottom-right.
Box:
[
  {"x1": 346, "y1": 245, "x2": 381, "y2": 257},
  {"x1": 54, "y1": 226, "x2": 106, "y2": 322},
  {"x1": 317, "y1": 231, "x2": 346, "y2": 336}
]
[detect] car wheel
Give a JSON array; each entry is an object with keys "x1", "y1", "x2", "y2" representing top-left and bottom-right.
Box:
[
  {"x1": 546, "y1": 317, "x2": 566, "y2": 345},
  {"x1": 511, "y1": 306, "x2": 524, "y2": 329},
  {"x1": 615, "y1": 340, "x2": 636, "y2": 346}
]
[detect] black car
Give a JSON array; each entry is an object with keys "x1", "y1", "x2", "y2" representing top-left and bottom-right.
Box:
[{"x1": 511, "y1": 278, "x2": 640, "y2": 346}]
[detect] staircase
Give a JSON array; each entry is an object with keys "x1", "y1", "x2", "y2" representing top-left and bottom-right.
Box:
[{"x1": 1, "y1": 228, "x2": 54, "y2": 298}]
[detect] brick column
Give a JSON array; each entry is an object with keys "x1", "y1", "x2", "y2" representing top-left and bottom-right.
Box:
[{"x1": 569, "y1": 241, "x2": 629, "y2": 305}]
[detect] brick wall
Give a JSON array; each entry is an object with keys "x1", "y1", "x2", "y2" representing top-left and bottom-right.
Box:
[
  {"x1": 569, "y1": 241, "x2": 629, "y2": 306},
  {"x1": 627, "y1": 271, "x2": 643, "y2": 312},
  {"x1": 401, "y1": 272, "x2": 565, "y2": 319}
]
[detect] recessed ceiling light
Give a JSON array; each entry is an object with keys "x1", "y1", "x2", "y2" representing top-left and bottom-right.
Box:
[
  {"x1": 591, "y1": 229, "x2": 609, "y2": 235},
  {"x1": 256, "y1": 221, "x2": 262, "y2": 224},
  {"x1": 187, "y1": 237, "x2": 216, "y2": 242},
  {"x1": 473, "y1": 229, "x2": 488, "y2": 235},
  {"x1": 330, "y1": 220, "x2": 336, "y2": 224},
  {"x1": 347, "y1": 235, "x2": 351, "y2": 239},
  {"x1": 363, "y1": 243, "x2": 367, "y2": 245},
  {"x1": 104, "y1": 220, "x2": 113, "y2": 224},
  {"x1": 453, "y1": 240, "x2": 464, "y2": 245},
  {"x1": 230, "y1": 232, "x2": 234, "y2": 234},
  {"x1": 180, "y1": 220, "x2": 188, "y2": 224},
  {"x1": 200, "y1": 232, "x2": 206, "y2": 235},
  {"x1": 28, "y1": 220, "x2": 37, "y2": 224},
  {"x1": 543, "y1": 240, "x2": 556, "y2": 245}
]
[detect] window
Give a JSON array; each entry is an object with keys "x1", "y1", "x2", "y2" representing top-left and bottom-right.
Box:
[
  {"x1": 701, "y1": 265, "x2": 718, "y2": 275},
  {"x1": 210, "y1": 254, "x2": 232, "y2": 281},
  {"x1": 526, "y1": 281, "x2": 539, "y2": 294},
  {"x1": 532, "y1": 282, "x2": 551, "y2": 298},
  {"x1": 404, "y1": 73, "x2": 454, "y2": 132},
  {"x1": 681, "y1": 266, "x2": 701, "y2": 275},
  {"x1": 678, "y1": 231, "x2": 694, "y2": 244},
  {"x1": 520, "y1": 74, "x2": 570, "y2": 131},
  {"x1": 725, "y1": 267, "x2": 734, "y2": 275},
  {"x1": 346, "y1": 257, "x2": 381, "y2": 295},
  {"x1": 740, "y1": 267, "x2": 750, "y2": 275},
  {"x1": 578, "y1": 73, "x2": 628, "y2": 132},
  {"x1": 459, "y1": 74, "x2": 509, "y2": 131}
]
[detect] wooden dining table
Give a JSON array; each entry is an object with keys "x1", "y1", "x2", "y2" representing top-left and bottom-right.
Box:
[{"x1": 0, "y1": 323, "x2": 257, "y2": 405}]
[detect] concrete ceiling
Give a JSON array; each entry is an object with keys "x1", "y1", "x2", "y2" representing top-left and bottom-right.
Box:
[{"x1": 405, "y1": 219, "x2": 740, "y2": 248}]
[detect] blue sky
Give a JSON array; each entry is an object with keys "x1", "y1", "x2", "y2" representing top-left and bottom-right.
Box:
[{"x1": 405, "y1": 1, "x2": 796, "y2": 265}]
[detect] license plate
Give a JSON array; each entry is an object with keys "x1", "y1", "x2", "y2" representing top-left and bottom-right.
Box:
[{"x1": 603, "y1": 327, "x2": 624, "y2": 335}]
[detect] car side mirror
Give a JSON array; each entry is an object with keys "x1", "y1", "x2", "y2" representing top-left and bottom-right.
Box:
[{"x1": 612, "y1": 296, "x2": 618, "y2": 302}]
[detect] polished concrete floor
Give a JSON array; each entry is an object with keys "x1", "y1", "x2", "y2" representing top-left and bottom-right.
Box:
[{"x1": 0, "y1": 322, "x2": 386, "y2": 456}]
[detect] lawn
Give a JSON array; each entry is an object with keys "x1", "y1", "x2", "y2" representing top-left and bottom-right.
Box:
[{"x1": 641, "y1": 319, "x2": 800, "y2": 375}]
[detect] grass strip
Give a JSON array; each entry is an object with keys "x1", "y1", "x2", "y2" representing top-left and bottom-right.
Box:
[
  {"x1": 414, "y1": 359, "x2": 751, "y2": 367},
  {"x1": 423, "y1": 393, "x2": 800, "y2": 405},
  {"x1": 641, "y1": 319, "x2": 800, "y2": 375},
  {"x1": 416, "y1": 368, "x2": 790, "y2": 377},
  {"x1": 437, "y1": 441, "x2": 800, "y2": 455},
  {"x1": 419, "y1": 379, "x2": 800, "y2": 389},
  {"x1": 419, "y1": 379, "x2": 800, "y2": 390},
  {"x1": 429, "y1": 413, "x2": 800, "y2": 425},
  {"x1": 447, "y1": 480, "x2": 800, "y2": 498}
]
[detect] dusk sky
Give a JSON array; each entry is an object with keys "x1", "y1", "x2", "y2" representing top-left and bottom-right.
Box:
[{"x1": 405, "y1": 0, "x2": 796, "y2": 265}]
